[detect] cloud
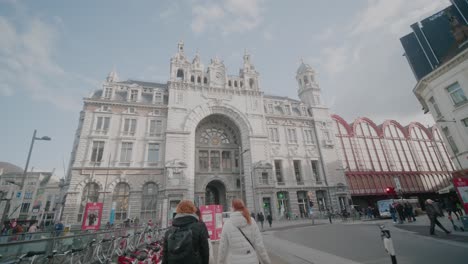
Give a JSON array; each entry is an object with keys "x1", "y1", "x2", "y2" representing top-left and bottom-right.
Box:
[
  {"x1": 350, "y1": 0, "x2": 450, "y2": 36},
  {"x1": 159, "y1": 2, "x2": 181, "y2": 23},
  {"x1": 191, "y1": 5, "x2": 225, "y2": 33},
  {"x1": 321, "y1": 46, "x2": 349, "y2": 75},
  {"x1": 315, "y1": 0, "x2": 452, "y2": 124},
  {"x1": 190, "y1": 0, "x2": 265, "y2": 35},
  {"x1": 0, "y1": 16, "x2": 97, "y2": 111}
]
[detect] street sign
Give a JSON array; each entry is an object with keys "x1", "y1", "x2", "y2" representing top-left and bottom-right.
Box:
[{"x1": 393, "y1": 177, "x2": 402, "y2": 191}]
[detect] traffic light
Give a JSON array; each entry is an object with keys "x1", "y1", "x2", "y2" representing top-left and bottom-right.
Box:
[{"x1": 385, "y1": 187, "x2": 396, "y2": 195}]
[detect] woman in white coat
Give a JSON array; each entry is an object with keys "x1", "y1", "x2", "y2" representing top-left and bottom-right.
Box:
[{"x1": 217, "y1": 199, "x2": 271, "y2": 264}]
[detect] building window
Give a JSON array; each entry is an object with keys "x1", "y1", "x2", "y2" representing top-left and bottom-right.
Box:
[
  {"x1": 120, "y1": 142, "x2": 133, "y2": 163},
  {"x1": 78, "y1": 183, "x2": 100, "y2": 222},
  {"x1": 112, "y1": 183, "x2": 130, "y2": 221},
  {"x1": 176, "y1": 69, "x2": 184, "y2": 80},
  {"x1": 287, "y1": 128, "x2": 297, "y2": 143},
  {"x1": 234, "y1": 150, "x2": 239, "y2": 168},
  {"x1": 95, "y1": 116, "x2": 110, "y2": 133},
  {"x1": 222, "y1": 151, "x2": 232, "y2": 171},
  {"x1": 130, "y1": 89, "x2": 138, "y2": 102},
  {"x1": 285, "y1": 105, "x2": 292, "y2": 115},
  {"x1": 274, "y1": 160, "x2": 283, "y2": 183},
  {"x1": 428, "y1": 97, "x2": 442, "y2": 117},
  {"x1": 45, "y1": 200, "x2": 51, "y2": 212},
  {"x1": 447, "y1": 82, "x2": 467, "y2": 105},
  {"x1": 293, "y1": 160, "x2": 302, "y2": 183},
  {"x1": 304, "y1": 129, "x2": 314, "y2": 144},
  {"x1": 462, "y1": 117, "x2": 468, "y2": 127},
  {"x1": 197, "y1": 76, "x2": 201, "y2": 83},
  {"x1": 204, "y1": 77, "x2": 208, "y2": 84},
  {"x1": 176, "y1": 92, "x2": 183, "y2": 104},
  {"x1": 24, "y1": 192, "x2": 33, "y2": 199},
  {"x1": 20, "y1": 203, "x2": 30, "y2": 213},
  {"x1": 269, "y1": 128, "x2": 279, "y2": 143},
  {"x1": 123, "y1": 118, "x2": 137, "y2": 136},
  {"x1": 267, "y1": 104, "x2": 273, "y2": 113},
  {"x1": 199, "y1": 150, "x2": 209, "y2": 171},
  {"x1": 311, "y1": 160, "x2": 321, "y2": 183},
  {"x1": 141, "y1": 182, "x2": 158, "y2": 220},
  {"x1": 91, "y1": 141, "x2": 105, "y2": 163},
  {"x1": 442, "y1": 127, "x2": 459, "y2": 154},
  {"x1": 104, "y1": 87, "x2": 113, "y2": 99},
  {"x1": 324, "y1": 131, "x2": 331, "y2": 141},
  {"x1": 149, "y1": 119, "x2": 162, "y2": 136},
  {"x1": 210, "y1": 151, "x2": 220, "y2": 171},
  {"x1": 190, "y1": 75, "x2": 195, "y2": 83},
  {"x1": 147, "y1": 143, "x2": 160, "y2": 163},
  {"x1": 154, "y1": 92, "x2": 163, "y2": 103},
  {"x1": 260, "y1": 172, "x2": 269, "y2": 185}
]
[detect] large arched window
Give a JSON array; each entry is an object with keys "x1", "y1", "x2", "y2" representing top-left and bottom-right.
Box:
[
  {"x1": 78, "y1": 183, "x2": 100, "y2": 222},
  {"x1": 195, "y1": 115, "x2": 240, "y2": 173},
  {"x1": 112, "y1": 183, "x2": 130, "y2": 221},
  {"x1": 141, "y1": 182, "x2": 158, "y2": 221}
]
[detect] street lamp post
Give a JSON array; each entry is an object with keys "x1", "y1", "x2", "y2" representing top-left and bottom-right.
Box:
[
  {"x1": 10, "y1": 129, "x2": 51, "y2": 220},
  {"x1": 239, "y1": 147, "x2": 250, "y2": 203}
]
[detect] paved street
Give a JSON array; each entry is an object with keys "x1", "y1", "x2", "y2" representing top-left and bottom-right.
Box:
[{"x1": 263, "y1": 218, "x2": 468, "y2": 264}]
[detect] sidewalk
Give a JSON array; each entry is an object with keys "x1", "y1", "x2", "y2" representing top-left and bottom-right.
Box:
[{"x1": 211, "y1": 240, "x2": 289, "y2": 264}]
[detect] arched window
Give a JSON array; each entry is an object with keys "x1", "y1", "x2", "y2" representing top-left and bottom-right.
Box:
[
  {"x1": 249, "y1": 78, "x2": 254, "y2": 88},
  {"x1": 228, "y1": 80, "x2": 232, "y2": 87},
  {"x1": 78, "y1": 183, "x2": 100, "y2": 222},
  {"x1": 203, "y1": 77, "x2": 208, "y2": 84},
  {"x1": 304, "y1": 75, "x2": 309, "y2": 84},
  {"x1": 234, "y1": 81, "x2": 238, "y2": 87},
  {"x1": 240, "y1": 81, "x2": 243, "y2": 87},
  {"x1": 176, "y1": 69, "x2": 184, "y2": 80},
  {"x1": 197, "y1": 76, "x2": 201, "y2": 83},
  {"x1": 112, "y1": 183, "x2": 130, "y2": 221},
  {"x1": 141, "y1": 182, "x2": 158, "y2": 221},
  {"x1": 190, "y1": 75, "x2": 195, "y2": 83}
]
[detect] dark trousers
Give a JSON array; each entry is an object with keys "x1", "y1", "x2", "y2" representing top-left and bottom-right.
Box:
[{"x1": 429, "y1": 217, "x2": 449, "y2": 234}]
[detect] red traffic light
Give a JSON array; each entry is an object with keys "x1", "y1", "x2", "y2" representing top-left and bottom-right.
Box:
[{"x1": 385, "y1": 187, "x2": 396, "y2": 195}]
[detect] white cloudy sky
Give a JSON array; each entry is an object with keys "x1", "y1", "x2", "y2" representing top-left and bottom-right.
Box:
[{"x1": 0, "y1": 0, "x2": 451, "y2": 178}]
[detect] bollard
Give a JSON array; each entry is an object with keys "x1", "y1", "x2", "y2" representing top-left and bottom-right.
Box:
[{"x1": 379, "y1": 225, "x2": 397, "y2": 264}]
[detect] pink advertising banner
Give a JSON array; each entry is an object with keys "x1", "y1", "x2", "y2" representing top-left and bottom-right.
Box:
[
  {"x1": 453, "y1": 177, "x2": 468, "y2": 215},
  {"x1": 81, "y1": 202, "x2": 103, "y2": 230},
  {"x1": 200, "y1": 205, "x2": 223, "y2": 240}
]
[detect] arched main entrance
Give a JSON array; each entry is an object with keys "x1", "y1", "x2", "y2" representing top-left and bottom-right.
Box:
[
  {"x1": 194, "y1": 114, "x2": 242, "y2": 209},
  {"x1": 205, "y1": 180, "x2": 227, "y2": 209}
]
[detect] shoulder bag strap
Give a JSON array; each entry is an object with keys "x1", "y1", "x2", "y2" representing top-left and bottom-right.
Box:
[{"x1": 237, "y1": 227, "x2": 255, "y2": 250}]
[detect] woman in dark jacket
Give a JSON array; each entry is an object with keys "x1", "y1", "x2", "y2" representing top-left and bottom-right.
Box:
[{"x1": 162, "y1": 200, "x2": 209, "y2": 264}]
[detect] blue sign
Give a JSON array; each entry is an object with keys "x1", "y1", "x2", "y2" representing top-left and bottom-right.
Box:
[
  {"x1": 109, "y1": 208, "x2": 115, "y2": 224},
  {"x1": 16, "y1": 192, "x2": 21, "y2": 198}
]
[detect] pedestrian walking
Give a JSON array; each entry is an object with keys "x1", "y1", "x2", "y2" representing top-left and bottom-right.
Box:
[
  {"x1": 447, "y1": 197, "x2": 460, "y2": 220},
  {"x1": 217, "y1": 198, "x2": 271, "y2": 264},
  {"x1": 396, "y1": 203, "x2": 405, "y2": 224},
  {"x1": 389, "y1": 204, "x2": 397, "y2": 223},
  {"x1": 404, "y1": 203, "x2": 413, "y2": 222},
  {"x1": 250, "y1": 212, "x2": 256, "y2": 221},
  {"x1": 425, "y1": 199, "x2": 451, "y2": 235},
  {"x1": 267, "y1": 214, "x2": 272, "y2": 228},
  {"x1": 162, "y1": 200, "x2": 209, "y2": 264},
  {"x1": 257, "y1": 212, "x2": 265, "y2": 230},
  {"x1": 54, "y1": 221, "x2": 64, "y2": 237},
  {"x1": 327, "y1": 208, "x2": 332, "y2": 224}
]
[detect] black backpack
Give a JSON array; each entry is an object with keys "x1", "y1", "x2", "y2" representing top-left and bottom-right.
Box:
[{"x1": 167, "y1": 223, "x2": 196, "y2": 262}]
